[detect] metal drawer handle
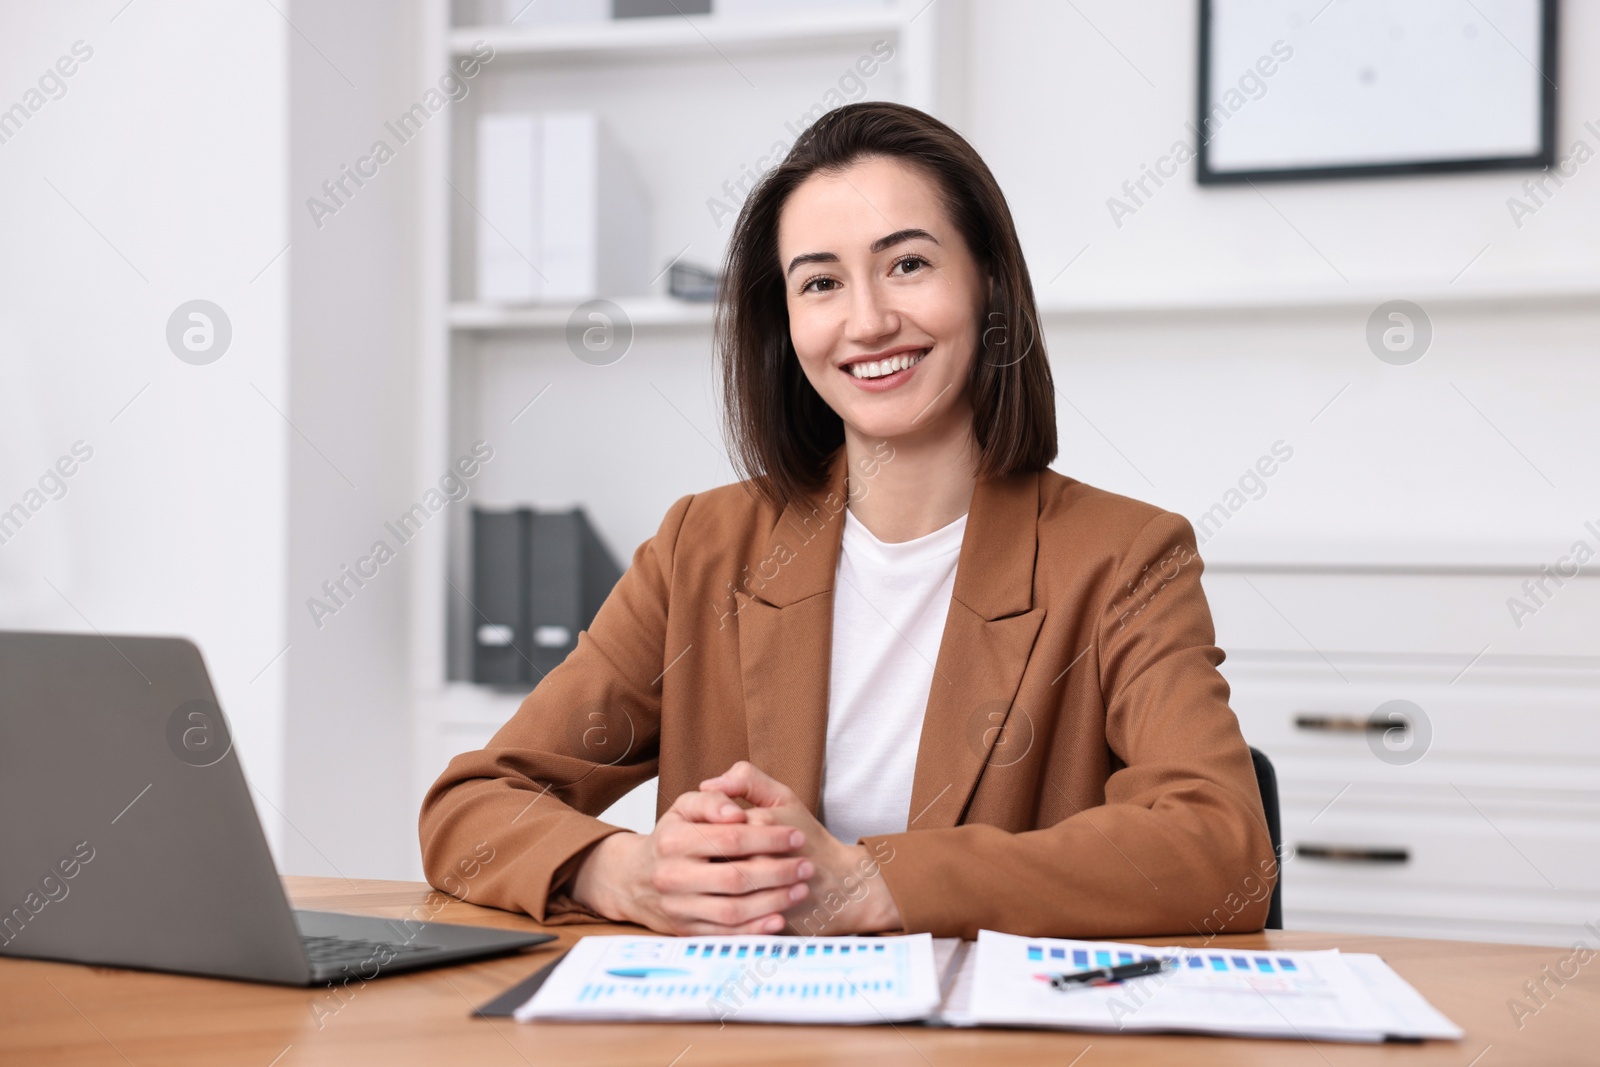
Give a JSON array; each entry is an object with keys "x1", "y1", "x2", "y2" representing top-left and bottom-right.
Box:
[
  {"x1": 1295, "y1": 844, "x2": 1410, "y2": 864},
  {"x1": 1294, "y1": 713, "x2": 1407, "y2": 735}
]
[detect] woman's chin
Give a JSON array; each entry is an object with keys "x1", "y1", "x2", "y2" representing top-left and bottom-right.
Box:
[
  {"x1": 840, "y1": 415, "x2": 922, "y2": 445},
  {"x1": 837, "y1": 398, "x2": 958, "y2": 445}
]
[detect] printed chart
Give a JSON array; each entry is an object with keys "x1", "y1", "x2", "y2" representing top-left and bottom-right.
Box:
[
  {"x1": 516, "y1": 933, "x2": 940, "y2": 1024},
  {"x1": 971, "y1": 931, "x2": 1462, "y2": 1041}
]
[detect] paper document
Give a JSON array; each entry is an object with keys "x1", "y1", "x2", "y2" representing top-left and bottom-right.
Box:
[
  {"x1": 966, "y1": 931, "x2": 1463, "y2": 1042},
  {"x1": 510, "y1": 929, "x2": 1460, "y2": 1040},
  {"x1": 515, "y1": 933, "x2": 939, "y2": 1024},
  {"x1": 1341, "y1": 952, "x2": 1464, "y2": 1039}
]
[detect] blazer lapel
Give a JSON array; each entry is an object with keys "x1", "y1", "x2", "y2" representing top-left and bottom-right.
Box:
[
  {"x1": 906, "y1": 469, "x2": 1045, "y2": 830},
  {"x1": 737, "y1": 449, "x2": 852, "y2": 813}
]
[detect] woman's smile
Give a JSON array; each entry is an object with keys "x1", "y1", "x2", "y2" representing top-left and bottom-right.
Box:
[{"x1": 840, "y1": 345, "x2": 930, "y2": 390}]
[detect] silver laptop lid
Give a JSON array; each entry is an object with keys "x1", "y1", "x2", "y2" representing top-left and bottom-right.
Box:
[{"x1": 0, "y1": 631, "x2": 310, "y2": 983}]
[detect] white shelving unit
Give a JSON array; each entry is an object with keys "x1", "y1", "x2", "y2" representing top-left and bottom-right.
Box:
[
  {"x1": 449, "y1": 7, "x2": 914, "y2": 60},
  {"x1": 448, "y1": 296, "x2": 714, "y2": 332},
  {"x1": 410, "y1": 0, "x2": 962, "y2": 818}
]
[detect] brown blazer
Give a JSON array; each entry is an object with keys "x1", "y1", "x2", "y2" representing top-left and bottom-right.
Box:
[{"x1": 419, "y1": 446, "x2": 1276, "y2": 939}]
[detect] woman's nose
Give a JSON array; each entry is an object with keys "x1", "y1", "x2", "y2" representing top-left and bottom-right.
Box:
[{"x1": 844, "y1": 282, "x2": 897, "y2": 342}]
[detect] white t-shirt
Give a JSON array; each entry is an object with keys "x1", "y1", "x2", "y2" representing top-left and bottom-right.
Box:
[{"x1": 820, "y1": 506, "x2": 968, "y2": 846}]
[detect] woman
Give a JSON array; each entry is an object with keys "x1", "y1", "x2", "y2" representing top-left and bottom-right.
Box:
[{"x1": 420, "y1": 102, "x2": 1274, "y2": 940}]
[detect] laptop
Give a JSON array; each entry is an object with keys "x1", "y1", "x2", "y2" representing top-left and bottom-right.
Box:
[{"x1": 0, "y1": 630, "x2": 553, "y2": 985}]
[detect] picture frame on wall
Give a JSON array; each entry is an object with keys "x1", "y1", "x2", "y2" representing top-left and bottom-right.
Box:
[{"x1": 1196, "y1": 0, "x2": 1558, "y2": 184}]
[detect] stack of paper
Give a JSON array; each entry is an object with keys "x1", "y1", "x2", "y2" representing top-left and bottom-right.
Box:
[{"x1": 513, "y1": 929, "x2": 1463, "y2": 1043}]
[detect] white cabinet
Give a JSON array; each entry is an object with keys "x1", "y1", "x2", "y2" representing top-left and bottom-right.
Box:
[{"x1": 1213, "y1": 570, "x2": 1600, "y2": 946}]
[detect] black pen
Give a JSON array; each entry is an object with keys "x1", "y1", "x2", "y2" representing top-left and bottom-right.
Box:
[{"x1": 1048, "y1": 957, "x2": 1173, "y2": 989}]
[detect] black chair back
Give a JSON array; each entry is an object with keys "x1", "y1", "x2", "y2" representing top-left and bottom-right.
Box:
[{"x1": 1248, "y1": 746, "x2": 1284, "y2": 930}]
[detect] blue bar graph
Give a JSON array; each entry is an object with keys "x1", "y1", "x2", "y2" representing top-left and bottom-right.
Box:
[
  {"x1": 1011, "y1": 941, "x2": 1312, "y2": 988},
  {"x1": 560, "y1": 936, "x2": 1331, "y2": 1028}
]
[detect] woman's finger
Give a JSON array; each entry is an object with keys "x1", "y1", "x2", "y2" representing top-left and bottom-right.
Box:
[
  {"x1": 663, "y1": 882, "x2": 809, "y2": 930},
  {"x1": 662, "y1": 819, "x2": 803, "y2": 860},
  {"x1": 670, "y1": 913, "x2": 795, "y2": 937},
  {"x1": 667, "y1": 788, "x2": 747, "y2": 824},
  {"x1": 653, "y1": 854, "x2": 814, "y2": 896},
  {"x1": 699, "y1": 760, "x2": 798, "y2": 808}
]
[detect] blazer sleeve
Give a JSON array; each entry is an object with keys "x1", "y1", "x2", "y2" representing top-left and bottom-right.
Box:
[
  {"x1": 860, "y1": 511, "x2": 1276, "y2": 939},
  {"x1": 417, "y1": 494, "x2": 692, "y2": 923}
]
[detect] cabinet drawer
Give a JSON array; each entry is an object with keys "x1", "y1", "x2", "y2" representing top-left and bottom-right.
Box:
[
  {"x1": 1223, "y1": 657, "x2": 1600, "y2": 776},
  {"x1": 1279, "y1": 784, "x2": 1600, "y2": 898}
]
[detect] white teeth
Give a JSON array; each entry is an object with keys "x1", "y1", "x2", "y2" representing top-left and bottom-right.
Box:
[{"x1": 849, "y1": 351, "x2": 925, "y2": 380}]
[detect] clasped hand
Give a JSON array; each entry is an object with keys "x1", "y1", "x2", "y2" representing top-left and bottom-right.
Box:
[{"x1": 568, "y1": 761, "x2": 901, "y2": 936}]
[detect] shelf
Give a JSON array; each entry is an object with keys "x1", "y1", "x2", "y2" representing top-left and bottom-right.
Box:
[
  {"x1": 450, "y1": 298, "x2": 714, "y2": 332},
  {"x1": 451, "y1": 7, "x2": 909, "y2": 60},
  {"x1": 1038, "y1": 274, "x2": 1600, "y2": 318}
]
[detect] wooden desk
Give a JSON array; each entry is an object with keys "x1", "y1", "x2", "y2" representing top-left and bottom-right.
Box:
[{"x1": 2, "y1": 876, "x2": 1594, "y2": 1066}]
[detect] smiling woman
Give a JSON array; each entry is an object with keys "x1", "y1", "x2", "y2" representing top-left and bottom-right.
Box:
[
  {"x1": 419, "y1": 102, "x2": 1275, "y2": 942},
  {"x1": 719, "y1": 102, "x2": 1055, "y2": 527}
]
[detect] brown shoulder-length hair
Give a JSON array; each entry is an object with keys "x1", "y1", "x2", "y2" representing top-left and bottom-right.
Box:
[{"x1": 717, "y1": 100, "x2": 1056, "y2": 510}]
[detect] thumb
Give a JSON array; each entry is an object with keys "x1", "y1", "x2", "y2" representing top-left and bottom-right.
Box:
[{"x1": 699, "y1": 760, "x2": 795, "y2": 808}]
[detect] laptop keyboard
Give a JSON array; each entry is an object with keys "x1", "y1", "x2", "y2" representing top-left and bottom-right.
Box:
[{"x1": 301, "y1": 934, "x2": 445, "y2": 969}]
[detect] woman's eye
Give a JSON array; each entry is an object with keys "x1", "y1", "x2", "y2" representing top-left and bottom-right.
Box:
[
  {"x1": 802, "y1": 277, "x2": 838, "y2": 293},
  {"x1": 893, "y1": 256, "x2": 927, "y2": 276}
]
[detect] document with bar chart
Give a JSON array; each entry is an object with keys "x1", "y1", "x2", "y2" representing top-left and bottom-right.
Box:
[
  {"x1": 963, "y1": 931, "x2": 1461, "y2": 1042},
  {"x1": 515, "y1": 933, "x2": 941, "y2": 1024}
]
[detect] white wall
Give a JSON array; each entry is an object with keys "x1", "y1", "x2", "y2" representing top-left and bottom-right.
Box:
[
  {"x1": 0, "y1": 1, "x2": 290, "y2": 835},
  {"x1": 964, "y1": 0, "x2": 1600, "y2": 564},
  {"x1": 283, "y1": 0, "x2": 427, "y2": 880},
  {"x1": 0, "y1": 0, "x2": 432, "y2": 881},
  {"x1": 975, "y1": 0, "x2": 1597, "y2": 303}
]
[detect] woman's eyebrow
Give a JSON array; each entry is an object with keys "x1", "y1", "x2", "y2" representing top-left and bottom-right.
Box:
[
  {"x1": 785, "y1": 250, "x2": 838, "y2": 276},
  {"x1": 870, "y1": 227, "x2": 938, "y2": 253},
  {"x1": 784, "y1": 228, "x2": 940, "y2": 277}
]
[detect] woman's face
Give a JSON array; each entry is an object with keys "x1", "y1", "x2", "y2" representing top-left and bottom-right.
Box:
[{"x1": 777, "y1": 155, "x2": 988, "y2": 448}]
